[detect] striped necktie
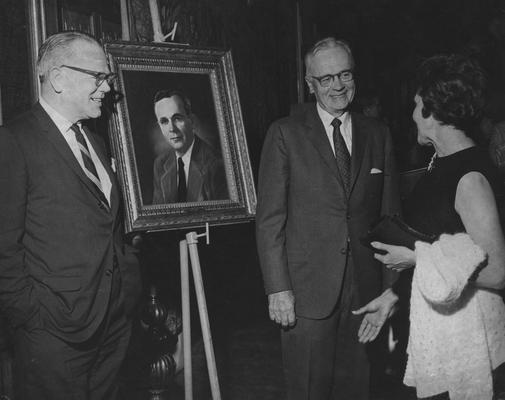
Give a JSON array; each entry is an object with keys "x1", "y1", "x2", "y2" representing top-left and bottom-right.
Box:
[
  {"x1": 331, "y1": 118, "x2": 351, "y2": 193},
  {"x1": 70, "y1": 123, "x2": 109, "y2": 207}
]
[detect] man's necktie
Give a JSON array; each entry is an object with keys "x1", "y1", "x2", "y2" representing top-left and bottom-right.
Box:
[
  {"x1": 70, "y1": 123, "x2": 109, "y2": 207},
  {"x1": 177, "y1": 157, "x2": 187, "y2": 202},
  {"x1": 331, "y1": 118, "x2": 351, "y2": 193}
]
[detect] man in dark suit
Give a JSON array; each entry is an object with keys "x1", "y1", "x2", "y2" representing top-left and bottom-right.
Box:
[
  {"x1": 151, "y1": 90, "x2": 228, "y2": 203},
  {"x1": 0, "y1": 31, "x2": 141, "y2": 399},
  {"x1": 256, "y1": 37, "x2": 401, "y2": 399}
]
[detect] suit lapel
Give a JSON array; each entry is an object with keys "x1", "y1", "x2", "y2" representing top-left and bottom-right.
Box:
[
  {"x1": 160, "y1": 153, "x2": 178, "y2": 203},
  {"x1": 302, "y1": 105, "x2": 344, "y2": 185},
  {"x1": 187, "y1": 138, "x2": 203, "y2": 202},
  {"x1": 33, "y1": 105, "x2": 106, "y2": 206},
  {"x1": 349, "y1": 112, "x2": 368, "y2": 194}
]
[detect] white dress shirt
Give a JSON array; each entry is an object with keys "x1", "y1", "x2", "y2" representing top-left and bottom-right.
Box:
[
  {"x1": 316, "y1": 103, "x2": 352, "y2": 156},
  {"x1": 39, "y1": 96, "x2": 112, "y2": 202},
  {"x1": 177, "y1": 138, "x2": 195, "y2": 185}
]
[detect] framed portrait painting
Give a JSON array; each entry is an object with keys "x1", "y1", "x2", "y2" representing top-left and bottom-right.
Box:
[{"x1": 104, "y1": 41, "x2": 256, "y2": 232}]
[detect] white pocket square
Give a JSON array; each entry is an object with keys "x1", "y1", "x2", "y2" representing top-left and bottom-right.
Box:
[{"x1": 370, "y1": 168, "x2": 383, "y2": 174}]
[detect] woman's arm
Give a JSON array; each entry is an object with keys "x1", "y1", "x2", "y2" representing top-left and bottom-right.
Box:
[{"x1": 455, "y1": 171, "x2": 505, "y2": 290}]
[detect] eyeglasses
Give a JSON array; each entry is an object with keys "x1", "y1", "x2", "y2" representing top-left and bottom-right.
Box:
[
  {"x1": 310, "y1": 70, "x2": 354, "y2": 88},
  {"x1": 60, "y1": 65, "x2": 117, "y2": 87}
]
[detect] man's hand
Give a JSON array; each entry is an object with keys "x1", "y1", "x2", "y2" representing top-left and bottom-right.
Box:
[
  {"x1": 352, "y1": 288, "x2": 398, "y2": 343},
  {"x1": 268, "y1": 290, "x2": 296, "y2": 328}
]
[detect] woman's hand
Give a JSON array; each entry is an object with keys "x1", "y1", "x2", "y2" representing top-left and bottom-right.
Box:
[{"x1": 371, "y1": 242, "x2": 416, "y2": 272}]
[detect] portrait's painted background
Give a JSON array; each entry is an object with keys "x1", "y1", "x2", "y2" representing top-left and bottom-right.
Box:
[{"x1": 122, "y1": 70, "x2": 219, "y2": 205}]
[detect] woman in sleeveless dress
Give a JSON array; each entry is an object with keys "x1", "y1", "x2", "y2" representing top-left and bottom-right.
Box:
[{"x1": 353, "y1": 54, "x2": 505, "y2": 400}]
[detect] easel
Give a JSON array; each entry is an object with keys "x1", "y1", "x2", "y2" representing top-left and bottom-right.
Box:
[{"x1": 179, "y1": 223, "x2": 222, "y2": 400}]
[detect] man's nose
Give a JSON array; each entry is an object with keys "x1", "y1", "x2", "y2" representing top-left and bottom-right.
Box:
[
  {"x1": 330, "y1": 76, "x2": 345, "y2": 90},
  {"x1": 99, "y1": 80, "x2": 111, "y2": 93}
]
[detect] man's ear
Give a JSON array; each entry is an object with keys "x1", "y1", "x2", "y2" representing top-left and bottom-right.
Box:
[
  {"x1": 305, "y1": 76, "x2": 315, "y2": 94},
  {"x1": 48, "y1": 67, "x2": 65, "y2": 93}
]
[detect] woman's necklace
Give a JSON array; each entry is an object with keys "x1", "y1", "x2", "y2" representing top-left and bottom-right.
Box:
[{"x1": 427, "y1": 151, "x2": 437, "y2": 172}]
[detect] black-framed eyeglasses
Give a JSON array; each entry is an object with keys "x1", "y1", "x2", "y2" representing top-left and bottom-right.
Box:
[
  {"x1": 310, "y1": 70, "x2": 354, "y2": 88},
  {"x1": 60, "y1": 65, "x2": 117, "y2": 87}
]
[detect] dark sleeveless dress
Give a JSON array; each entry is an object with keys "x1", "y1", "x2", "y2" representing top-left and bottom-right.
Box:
[
  {"x1": 404, "y1": 146, "x2": 503, "y2": 237},
  {"x1": 396, "y1": 146, "x2": 505, "y2": 400}
]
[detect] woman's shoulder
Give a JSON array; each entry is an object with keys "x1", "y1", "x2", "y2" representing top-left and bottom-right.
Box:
[{"x1": 462, "y1": 147, "x2": 503, "y2": 193}]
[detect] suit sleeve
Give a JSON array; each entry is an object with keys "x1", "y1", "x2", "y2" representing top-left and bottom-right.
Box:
[
  {"x1": 0, "y1": 127, "x2": 40, "y2": 328},
  {"x1": 380, "y1": 125, "x2": 402, "y2": 288},
  {"x1": 255, "y1": 122, "x2": 292, "y2": 295},
  {"x1": 152, "y1": 157, "x2": 163, "y2": 204},
  {"x1": 381, "y1": 126, "x2": 401, "y2": 217}
]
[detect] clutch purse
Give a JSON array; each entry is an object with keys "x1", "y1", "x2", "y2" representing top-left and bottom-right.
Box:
[{"x1": 360, "y1": 214, "x2": 436, "y2": 254}]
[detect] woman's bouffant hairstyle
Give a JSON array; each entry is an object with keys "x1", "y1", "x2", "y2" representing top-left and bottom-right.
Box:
[{"x1": 416, "y1": 54, "x2": 487, "y2": 135}]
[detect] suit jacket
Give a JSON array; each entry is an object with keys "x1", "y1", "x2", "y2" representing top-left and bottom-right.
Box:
[
  {"x1": 152, "y1": 136, "x2": 228, "y2": 203},
  {"x1": 256, "y1": 103, "x2": 401, "y2": 319},
  {"x1": 0, "y1": 103, "x2": 141, "y2": 342}
]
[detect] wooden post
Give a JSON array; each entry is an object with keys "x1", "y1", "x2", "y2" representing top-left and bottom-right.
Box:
[
  {"x1": 179, "y1": 239, "x2": 193, "y2": 400},
  {"x1": 148, "y1": 0, "x2": 164, "y2": 42},
  {"x1": 120, "y1": 0, "x2": 131, "y2": 41},
  {"x1": 186, "y1": 229, "x2": 221, "y2": 400}
]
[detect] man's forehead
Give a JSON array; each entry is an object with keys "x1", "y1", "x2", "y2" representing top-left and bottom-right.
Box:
[
  {"x1": 155, "y1": 96, "x2": 186, "y2": 116},
  {"x1": 70, "y1": 42, "x2": 107, "y2": 66},
  {"x1": 307, "y1": 47, "x2": 352, "y2": 71}
]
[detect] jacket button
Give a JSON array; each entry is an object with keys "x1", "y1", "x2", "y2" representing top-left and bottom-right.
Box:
[{"x1": 340, "y1": 248, "x2": 347, "y2": 254}]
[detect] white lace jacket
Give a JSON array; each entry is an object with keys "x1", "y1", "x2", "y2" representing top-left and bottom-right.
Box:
[{"x1": 404, "y1": 233, "x2": 505, "y2": 400}]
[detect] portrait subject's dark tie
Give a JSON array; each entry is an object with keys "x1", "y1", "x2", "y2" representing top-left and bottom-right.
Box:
[
  {"x1": 177, "y1": 157, "x2": 187, "y2": 202},
  {"x1": 70, "y1": 123, "x2": 109, "y2": 207},
  {"x1": 331, "y1": 117, "x2": 351, "y2": 193}
]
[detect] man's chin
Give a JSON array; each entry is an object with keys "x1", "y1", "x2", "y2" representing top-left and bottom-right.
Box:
[{"x1": 88, "y1": 108, "x2": 102, "y2": 119}]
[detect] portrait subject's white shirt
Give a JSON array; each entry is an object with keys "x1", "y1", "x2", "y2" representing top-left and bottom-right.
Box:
[
  {"x1": 178, "y1": 138, "x2": 195, "y2": 185},
  {"x1": 317, "y1": 103, "x2": 352, "y2": 155},
  {"x1": 39, "y1": 96, "x2": 112, "y2": 202}
]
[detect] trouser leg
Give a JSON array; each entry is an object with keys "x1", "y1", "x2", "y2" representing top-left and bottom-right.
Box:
[
  {"x1": 281, "y1": 254, "x2": 371, "y2": 400},
  {"x1": 281, "y1": 312, "x2": 339, "y2": 400}
]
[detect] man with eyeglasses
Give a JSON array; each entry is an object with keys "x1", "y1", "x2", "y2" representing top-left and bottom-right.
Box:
[
  {"x1": 256, "y1": 37, "x2": 400, "y2": 399},
  {"x1": 0, "y1": 31, "x2": 141, "y2": 399}
]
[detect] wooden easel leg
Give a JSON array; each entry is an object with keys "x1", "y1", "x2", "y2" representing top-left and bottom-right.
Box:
[
  {"x1": 179, "y1": 239, "x2": 193, "y2": 400},
  {"x1": 186, "y1": 234, "x2": 222, "y2": 400}
]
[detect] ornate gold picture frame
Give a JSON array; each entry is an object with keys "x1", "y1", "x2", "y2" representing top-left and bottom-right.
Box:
[{"x1": 104, "y1": 41, "x2": 256, "y2": 232}]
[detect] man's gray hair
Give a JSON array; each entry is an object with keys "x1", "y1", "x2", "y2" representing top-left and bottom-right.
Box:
[
  {"x1": 37, "y1": 31, "x2": 100, "y2": 83},
  {"x1": 304, "y1": 37, "x2": 355, "y2": 73}
]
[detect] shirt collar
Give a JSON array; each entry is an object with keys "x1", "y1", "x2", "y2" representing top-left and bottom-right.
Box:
[
  {"x1": 179, "y1": 137, "x2": 195, "y2": 166},
  {"x1": 316, "y1": 103, "x2": 350, "y2": 129},
  {"x1": 39, "y1": 96, "x2": 75, "y2": 135}
]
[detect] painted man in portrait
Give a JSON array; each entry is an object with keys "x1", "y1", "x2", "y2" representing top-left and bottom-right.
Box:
[{"x1": 151, "y1": 89, "x2": 228, "y2": 203}]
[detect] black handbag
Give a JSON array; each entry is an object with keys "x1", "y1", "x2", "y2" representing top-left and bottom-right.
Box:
[{"x1": 360, "y1": 214, "x2": 436, "y2": 254}]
